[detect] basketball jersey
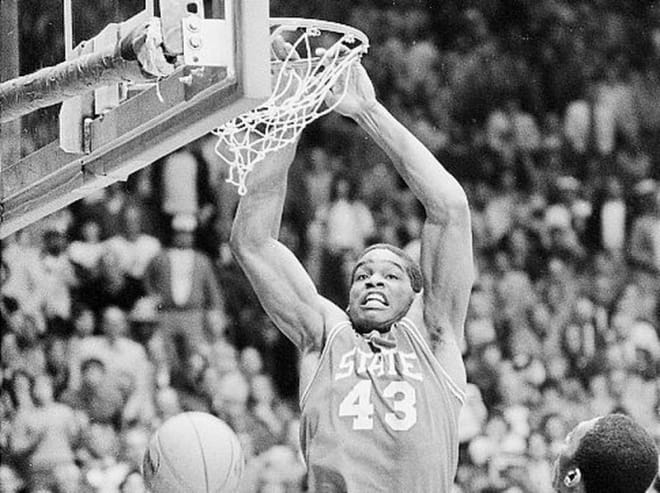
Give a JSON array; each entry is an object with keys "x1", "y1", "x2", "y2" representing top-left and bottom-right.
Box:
[{"x1": 300, "y1": 317, "x2": 466, "y2": 493}]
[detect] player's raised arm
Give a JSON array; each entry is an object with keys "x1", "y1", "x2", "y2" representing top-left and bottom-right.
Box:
[
  {"x1": 228, "y1": 140, "x2": 342, "y2": 352},
  {"x1": 328, "y1": 62, "x2": 474, "y2": 344}
]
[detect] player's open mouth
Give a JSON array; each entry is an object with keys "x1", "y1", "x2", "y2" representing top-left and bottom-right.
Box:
[{"x1": 362, "y1": 292, "x2": 388, "y2": 307}]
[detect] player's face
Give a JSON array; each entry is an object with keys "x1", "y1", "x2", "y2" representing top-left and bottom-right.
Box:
[
  {"x1": 348, "y1": 248, "x2": 416, "y2": 331},
  {"x1": 551, "y1": 416, "x2": 600, "y2": 492}
]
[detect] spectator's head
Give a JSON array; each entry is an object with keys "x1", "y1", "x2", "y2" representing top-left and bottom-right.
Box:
[
  {"x1": 98, "y1": 248, "x2": 126, "y2": 288},
  {"x1": 121, "y1": 426, "x2": 150, "y2": 469},
  {"x1": 42, "y1": 229, "x2": 67, "y2": 256},
  {"x1": 250, "y1": 373, "x2": 276, "y2": 406},
  {"x1": 32, "y1": 373, "x2": 54, "y2": 406},
  {"x1": 546, "y1": 356, "x2": 569, "y2": 381},
  {"x1": 81, "y1": 358, "x2": 106, "y2": 388},
  {"x1": 483, "y1": 408, "x2": 506, "y2": 435},
  {"x1": 122, "y1": 205, "x2": 144, "y2": 240},
  {"x1": 480, "y1": 342, "x2": 503, "y2": 368},
  {"x1": 573, "y1": 296, "x2": 594, "y2": 323},
  {"x1": 101, "y1": 306, "x2": 128, "y2": 341},
  {"x1": 587, "y1": 373, "x2": 611, "y2": 399},
  {"x1": 551, "y1": 414, "x2": 658, "y2": 493},
  {"x1": 347, "y1": 243, "x2": 421, "y2": 332},
  {"x1": 119, "y1": 469, "x2": 147, "y2": 493},
  {"x1": 527, "y1": 431, "x2": 549, "y2": 461},
  {"x1": 128, "y1": 297, "x2": 159, "y2": 343},
  {"x1": 213, "y1": 371, "x2": 250, "y2": 421},
  {"x1": 329, "y1": 175, "x2": 355, "y2": 202},
  {"x1": 0, "y1": 464, "x2": 23, "y2": 493},
  {"x1": 633, "y1": 179, "x2": 659, "y2": 215},
  {"x1": 53, "y1": 463, "x2": 82, "y2": 493},
  {"x1": 240, "y1": 347, "x2": 264, "y2": 377},
  {"x1": 7, "y1": 369, "x2": 34, "y2": 409},
  {"x1": 45, "y1": 335, "x2": 69, "y2": 371},
  {"x1": 80, "y1": 219, "x2": 102, "y2": 243},
  {"x1": 155, "y1": 386, "x2": 182, "y2": 422},
  {"x1": 11, "y1": 311, "x2": 40, "y2": 348},
  {"x1": 212, "y1": 340, "x2": 239, "y2": 376},
  {"x1": 542, "y1": 413, "x2": 568, "y2": 444},
  {"x1": 85, "y1": 423, "x2": 120, "y2": 460},
  {"x1": 205, "y1": 309, "x2": 228, "y2": 341},
  {"x1": 72, "y1": 303, "x2": 95, "y2": 337}
]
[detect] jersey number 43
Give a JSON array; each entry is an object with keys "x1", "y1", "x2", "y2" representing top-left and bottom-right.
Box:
[{"x1": 338, "y1": 380, "x2": 417, "y2": 431}]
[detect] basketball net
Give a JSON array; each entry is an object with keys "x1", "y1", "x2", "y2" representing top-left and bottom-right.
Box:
[{"x1": 212, "y1": 18, "x2": 369, "y2": 195}]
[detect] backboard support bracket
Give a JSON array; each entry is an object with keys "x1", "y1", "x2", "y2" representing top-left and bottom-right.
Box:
[{"x1": 0, "y1": 0, "x2": 271, "y2": 238}]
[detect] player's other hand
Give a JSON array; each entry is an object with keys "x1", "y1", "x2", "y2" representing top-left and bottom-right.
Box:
[{"x1": 326, "y1": 57, "x2": 377, "y2": 119}]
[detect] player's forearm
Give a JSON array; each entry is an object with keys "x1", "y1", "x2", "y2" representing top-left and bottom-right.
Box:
[
  {"x1": 229, "y1": 143, "x2": 296, "y2": 249},
  {"x1": 353, "y1": 102, "x2": 468, "y2": 221}
]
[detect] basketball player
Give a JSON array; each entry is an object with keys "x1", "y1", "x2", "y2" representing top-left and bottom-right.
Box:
[
  {"x1": 552, "y1": 413, "x2": 658, "y2": 493},
  {"x1": 229, "y1": 57, "x2": 473, "y2": 491}
]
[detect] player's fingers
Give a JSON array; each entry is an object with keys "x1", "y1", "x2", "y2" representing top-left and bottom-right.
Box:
[
  {"x1": 316, "y1": 44, "x2": 350, "y2": 59},
  {"x1": 272, "y1": 35, "x2": 299, "y2": 61}
]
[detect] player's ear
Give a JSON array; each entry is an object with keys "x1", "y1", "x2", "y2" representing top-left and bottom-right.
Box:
[{"x1": 563, "y1": 468, "x2": 582, "y2": 489}]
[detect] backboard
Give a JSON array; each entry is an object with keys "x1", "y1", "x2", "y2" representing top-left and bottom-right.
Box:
[{"x1": 0, "y1": 0, "x2": 270, "y2": 239}]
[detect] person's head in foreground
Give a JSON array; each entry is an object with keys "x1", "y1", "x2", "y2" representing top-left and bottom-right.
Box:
[
  {"x1": 552, "y1": 413, "x2": 658, "y2": 493},
  {"x1": 347, "y1": 243, "x2": 422, "y2": 333}
]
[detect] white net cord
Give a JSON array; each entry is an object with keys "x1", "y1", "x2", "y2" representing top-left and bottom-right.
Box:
[{"x1": 212, "y1": 26, "x2": 366, "y2": 195}]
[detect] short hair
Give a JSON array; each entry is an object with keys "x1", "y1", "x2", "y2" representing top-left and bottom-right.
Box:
[
  {"x1": 81, "y1": 357, "x2": 106, "y2": 372},
  {"x1": 574, "y1": 413, "x2": 658, "y2": 493},
  {"x1": 352, "y1": 243, "x2": 423, "y2": 293}
]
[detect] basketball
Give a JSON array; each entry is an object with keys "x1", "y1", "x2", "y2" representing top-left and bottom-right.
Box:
[{"x1": 142, "y1": 412, "x2": 245, "y2": 493}]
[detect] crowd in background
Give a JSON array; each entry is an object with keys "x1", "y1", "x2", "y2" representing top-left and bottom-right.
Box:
[{"x1": 2, "y1": 0, "x2": 660, "y2": 492}]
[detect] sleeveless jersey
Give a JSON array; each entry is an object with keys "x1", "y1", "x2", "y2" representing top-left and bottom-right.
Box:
[{"x1": 300, "y1": 317, "x2": 466, "y2": 493}]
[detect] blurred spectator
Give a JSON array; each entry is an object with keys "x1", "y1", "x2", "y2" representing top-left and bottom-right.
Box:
[
  {"x1": 77, "y1": 247, "x2": 145, "y2": 315},
  {"x1": 73, "y1": 184, "x2": 131, "y2": 241},
  {"x1": 62, "y1": 357, "x2": 130, "y2": 428},
  {"x1": 67, "y1": 218, "x2": 105, "y2": 276},
  {"x1": 583, "y1": 176, "x2": 627, "y2": 256},
  {"x1": 483, "y1": 169, "x2": 519, "y2": 246},
  {"x1": 145, "y1": 214, "x2": 227, "y2": 374},
  {"x1": 212, "y1": 371, "x2": 279, "y2": 458},
  {"x1": 119, "y1": 426, "x2": 151, "y2": 474},
  {"x1": 2, "y1": 310, "x2": 47, "y2": 379},
  {"x1": 240, "y1": 346, "x2": 265, "y2": 381},
  {"x1": 104, "y1": 205, "x2": 161, "y2": 282},
  {"x1": 81, "y1": 422, "x2": 126, "y2": 493},
  {"x1": 523, "y1": 432, "x2": 554, "y2": 493},
  {"x1": 1, "y1": 229, "x2": 47, "y2": 333},
  {"x1": 152, "y1": 148, "x2": 216, "y2": 233},
  {"x1": 39, "y1": 229, "x2": 77, "y2": 323},
  {"x1": 486, "y1": 98, "x2": 540, "y2": 169},
  {"x1": 127, "y1": 297, "x2": 161, "y2": 348},
  {"x1": 0, "y1": 464, "x2": 24, "y2": 493},
  {"x1": 628, "y1": 180, "x2": 660, "y2": 276},
  {"x1": 68, "y1": 306, "x2": 154, "y2": 426},
  {"x1": 8, "y1": 374, "x2": 82, "y2": 493},
  {"x1": 250, "y1": 374, "x2": 284, "y2": 439},
  {"x1": 153, "y1": 386, "x2": 183, "y2": 426},
  {"x1": 560, "y1": 296, "x2": 609, "y2": 385}
]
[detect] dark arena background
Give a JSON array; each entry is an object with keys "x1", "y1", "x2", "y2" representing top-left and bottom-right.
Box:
[{"x1": 1, "y1": 0, "x2": 659, "y2": 491}]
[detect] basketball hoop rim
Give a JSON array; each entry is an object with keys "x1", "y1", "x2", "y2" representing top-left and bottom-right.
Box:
[
  {"x1": 269, "y1": 17, "x2": 369, "y2": 49},
  {"x1": 268, "y1": 17, "x2": 369, "y2": 73}
]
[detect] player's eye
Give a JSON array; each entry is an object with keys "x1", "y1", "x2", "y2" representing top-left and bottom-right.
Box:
[
  {"x1": 386, "y1": 273, "x2": 399, "y2": 280},
  {"x1": 355, "y1": 273, "x2": 368, "y2": 281}
]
